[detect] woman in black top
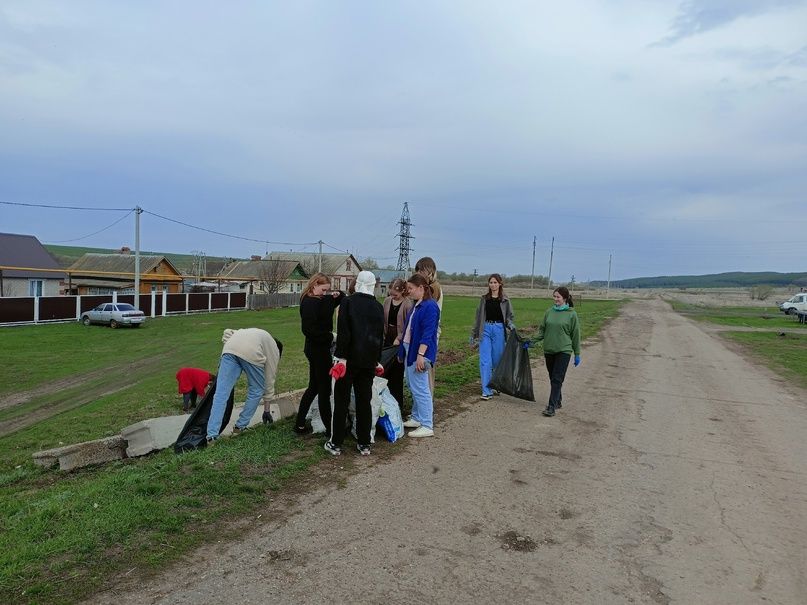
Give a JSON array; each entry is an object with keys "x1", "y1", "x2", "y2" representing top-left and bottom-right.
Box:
[
  {"x1": 295, "y1": 273, "x2": 344, "y2": 434},
  {"x1": 470, "y1": 274, "x2": 515, "y2": 400},
  {"x1": 382, "y1": 278, "x2": 413, "y2": 412}
]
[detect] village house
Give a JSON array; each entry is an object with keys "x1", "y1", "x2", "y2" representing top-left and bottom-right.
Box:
[
  {"x1": 265, "y1": 252, "x2": 362, "y2": 292},
  {"x1": 66, "y1": 249, "x2": 184, "y2": 295},
  {"x1": 0, "y1": 232, "x2": 67, "y2": 297},
  {"x1": 216, "y1": 257, "x2": 309, "y2": 294}
]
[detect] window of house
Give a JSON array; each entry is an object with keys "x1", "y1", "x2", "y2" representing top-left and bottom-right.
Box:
[
  {"x1": 29, "y1": 280, "x2": 43, "y2": 297},
  {"x1": 346, "y1": 259, "x2": 351, "y2": 271},
  {"x1": 333, "y1": 277, "x2": 341, "y2": 290}
]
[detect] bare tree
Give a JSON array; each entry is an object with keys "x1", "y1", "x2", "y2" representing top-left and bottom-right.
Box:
[{"x1": 257, "y1": 261, "x2": 290, "y2": 294}]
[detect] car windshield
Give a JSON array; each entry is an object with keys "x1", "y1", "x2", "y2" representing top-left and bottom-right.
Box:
[{"x1": 116, "y1": 304, "x2": 136, "y2": 311}]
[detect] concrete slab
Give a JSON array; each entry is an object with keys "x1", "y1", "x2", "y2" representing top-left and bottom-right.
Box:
[
  {"x1": 122, "y1": 415, "x2": 188, "y2": 457},
  {"x1": 33, "y1": 435, "x2": 128, "y2": 471},
  {"x1": 123, "y1": 389, "x2": 304, "y2": 457}
]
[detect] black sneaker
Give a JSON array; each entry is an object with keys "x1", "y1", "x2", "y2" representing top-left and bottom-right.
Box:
[
  {"x1": 357, "y1": 443, "x2": 371, "y2": 456},
  {"x1": 324, "y1": 441, "x2": 341, "y2": 456},
  {"x1": 542, "y1": 406, "x2": 555, "y2": 417},
  {"x1": 262, "y1": 411, "x2": 273, "y2": 426},
  {"x1": 555, "y1": 401, "x2": 562, "y2": 409},
  {"x1": 293, "y1": 424, "x2": 312, "y2": 435}
]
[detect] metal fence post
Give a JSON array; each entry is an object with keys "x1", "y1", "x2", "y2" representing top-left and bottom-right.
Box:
[
  {"x1": 162, "y1": 290, "x2": 167, "y2": 317},
  {"x1": 33, "y1": 296, "x2": 39, "y2": 324},
  {"x1": 151, "y1": 290, "x2": 156, "y2": 318}
]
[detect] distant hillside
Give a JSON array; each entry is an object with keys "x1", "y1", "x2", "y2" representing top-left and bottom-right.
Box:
[
  {"x1": 44, "y1": 244, "x2": 242, "y2": 275},
  {"x1": 591, "y1": 271, "x2": 807, "y2": 289}
]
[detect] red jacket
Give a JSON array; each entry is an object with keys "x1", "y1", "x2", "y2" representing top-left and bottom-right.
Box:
[{"x1": 176, "y1": 368, "x2": 211, "y2": 396}]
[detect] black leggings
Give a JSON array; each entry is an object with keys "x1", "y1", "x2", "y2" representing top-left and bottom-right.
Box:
[
  {"x1": 544, "y1": 353, "x2": 571, "y2": 409},
  {"x1": 296, "y1": 345, "x2": 333, "y2": 430},
  {"x1": 385, "y1": 358, "x2": 406, "y2": 413},
  {"x1": 331, "y1": 364, "x2": 374, "y2": 447}
]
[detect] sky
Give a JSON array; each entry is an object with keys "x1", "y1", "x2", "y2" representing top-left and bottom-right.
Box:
[{"x1": 1, "y1": 0, "x2": 806, "y2": 283}]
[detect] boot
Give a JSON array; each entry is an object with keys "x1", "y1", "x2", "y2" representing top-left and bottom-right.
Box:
[{"x1": 542, "y1": 404, "x2": 555, "y2": 417}]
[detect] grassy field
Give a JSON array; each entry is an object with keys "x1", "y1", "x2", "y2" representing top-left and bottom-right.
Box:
[
  {"x1": 0, "y1": 295, "x2": 623, "y2": 604},
  {"x1": 669, "y1": 300, "x2": 806, "y2": 330}
]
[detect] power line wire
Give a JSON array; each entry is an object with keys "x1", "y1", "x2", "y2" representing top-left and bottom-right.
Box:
[
  {"x1": 47, "y1": 210, "x2": 134, "y2": 243},
  {"x1": 141, "y1": 209, "x2": 319, "y2": 247},
  {"x1": 1, "y1": 200, "x2": 133, "y2": 211}
]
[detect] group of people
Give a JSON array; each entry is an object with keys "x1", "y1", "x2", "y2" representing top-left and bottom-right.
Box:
[
  {"x1": 471, "y1": 278, "x2": 581, "y2": 418},
  {"x1": 178, "y1": 256, "x2": 582, "y2": 449},
  {"x1": 295, "y1": 257, "x2": 443, "y2": 456}
]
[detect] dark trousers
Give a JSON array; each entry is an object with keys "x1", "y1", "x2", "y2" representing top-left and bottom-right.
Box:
[
  {"x1": 331, "y1": 364, "x2": 374, "y2": 447},
  {"x1": 386, "y1": 358, "x2": 406, "y2": 414},
  {"x1": 296, "y1": 345, "x2": 333, "y2": 431},
  {"x1": 544, "y1": 353, "x2": 571, "y2": 409},
  {"x1": 182, "y1": 391, "x2": 198, "y2": 410}
]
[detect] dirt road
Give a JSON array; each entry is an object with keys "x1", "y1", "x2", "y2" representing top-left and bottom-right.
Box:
[{"x1": 95, "y1": 299, "x2": 807, "y2": 604}]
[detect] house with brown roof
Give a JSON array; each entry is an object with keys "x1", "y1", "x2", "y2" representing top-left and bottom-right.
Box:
[
  {"x1": 0, "y1": 233, "x2": 67, "y2": 297},
  {"x1": 265, "y1": 252, "x2": 361, "y2": 292},
  {"x1": 66, "y1": 252, "x2": 184, "y2": 295},
  {"x1": 216, "y1": 258, "x2": 308, "y2": 294}
]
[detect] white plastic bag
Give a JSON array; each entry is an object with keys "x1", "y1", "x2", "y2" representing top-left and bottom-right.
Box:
[
  {"x1": 348, "y1": 377, "x2": 386, "y2": 443},
  {"x1": 377, "y1": 385, "x2": 404, "y2": 442},
  {"x1": 305, "y1": 395, "x2": 328, "y2": 434}
]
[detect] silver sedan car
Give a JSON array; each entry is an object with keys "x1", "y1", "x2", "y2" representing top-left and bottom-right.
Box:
[{"x1": 80, "y1": 303, "x2": 146, "y2": 328}]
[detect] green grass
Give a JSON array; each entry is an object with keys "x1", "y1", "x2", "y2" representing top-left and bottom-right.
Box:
[
  {"x1": 0, "y1": 296, "x2": 624, "y2": 604},
  {"x1": 669, "y1": 300, "x2": 805, "y2": 330},
  {"x1": 723, "y1": 332, "x2": 807, "y2": 389}
]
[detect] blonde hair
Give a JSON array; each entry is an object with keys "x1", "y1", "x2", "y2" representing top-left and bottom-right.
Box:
[{"x1": 301, "y1": 272, "x2": 331, "y2": 302}]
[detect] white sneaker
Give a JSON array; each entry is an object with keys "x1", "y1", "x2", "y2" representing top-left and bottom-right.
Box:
[
  {"x1": 403, "y1": 418, "x2": 421, "y2": 428},
  {"x1": 480, "y1": 394, "x2": 493, "y2": 401},
  {"x1": 408, "y1": 426, "x2": 434, "y2": 438}
]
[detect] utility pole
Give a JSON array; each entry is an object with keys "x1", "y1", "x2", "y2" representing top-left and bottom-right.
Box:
[
  {"x1": 530, "y1": 235, "x2": 536, "y2": 289},
  {"x1": 472, "y1": 268, "x2": 478, "y2": 286},
  {"x1": 546, "y1": 236, "x2": 554, "y2": 293},
  {"x1": 134, "y1": 206, "x2": 142, "y2": 310},
  {"x1": 318, "y1": 240, "x2": 323, "y2": 273},
  {"x1": 606, "y1": 252, "x2": 613, "y2": 299}
]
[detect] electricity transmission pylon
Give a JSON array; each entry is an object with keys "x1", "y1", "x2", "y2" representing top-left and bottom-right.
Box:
[{"x1": 395, "y1": 202, "x2": 414, "y2": 272}]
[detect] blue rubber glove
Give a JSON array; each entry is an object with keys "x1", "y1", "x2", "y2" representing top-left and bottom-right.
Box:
[
  {"x1": 574, "y1": 355, "x2": 581, "y2": 367},
  {"x1": 522, "y1": 340, "x2": 533, "y2": 350}
]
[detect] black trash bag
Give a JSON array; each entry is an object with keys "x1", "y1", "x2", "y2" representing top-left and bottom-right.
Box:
[
  {"x1": 380, "y1": 345, "x2": 399, "y2": 375},
  {"x1": 488, "y1": 330, "x2": 535, "y2": 402},
  {"x1": 174, "y1": 376, "x2": 235, "y2": 453}
]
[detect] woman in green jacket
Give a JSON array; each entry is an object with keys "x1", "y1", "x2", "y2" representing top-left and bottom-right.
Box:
[{"x1": 536, "y1": 286, "x2": 581, "y2": 417}]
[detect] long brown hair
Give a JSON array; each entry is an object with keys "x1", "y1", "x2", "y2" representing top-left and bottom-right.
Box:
[
  {"x1": 415, "y1": 256, "x2": 441, "y2": 300},
  {"x1": 407, "y1": 273, "x2": 433, "y2": 300},
  {"x1": 485, "y1": 273, "x2": 505, "y2": 300},
  {"x1": 554, "y1": 286, "x2": 574, "y2": 307},
  {"x1": 300, "y1": 272, "x2": 330, "y2": 302}
]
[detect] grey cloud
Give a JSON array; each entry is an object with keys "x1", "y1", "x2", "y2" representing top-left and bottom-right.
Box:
[{"x1": 654, "y1": 0, "x2": 802, "y2": 46}]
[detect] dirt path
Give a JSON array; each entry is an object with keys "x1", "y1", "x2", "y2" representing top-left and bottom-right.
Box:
[{"x1": 93, "y1": 299, "x2": 807, "y2": 604}]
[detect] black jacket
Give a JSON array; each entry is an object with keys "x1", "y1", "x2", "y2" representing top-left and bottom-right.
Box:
[
  {"x1": 300, "y1": 292, "x2": 344, "y2": 351},
  {"x1": 334, "y1": 293, "x2": 385, "y2": 368}
]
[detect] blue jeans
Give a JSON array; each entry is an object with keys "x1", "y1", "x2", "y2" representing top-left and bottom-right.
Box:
[
  {"x1": 479, "y1": 322, "x2": 505, "y2": 396},
  {"x1": 207, "y1": 353, "x2": 265, "y2": 439},
  {"x1": 403, "y1": 343, "x2": 433, "y2": 429}
]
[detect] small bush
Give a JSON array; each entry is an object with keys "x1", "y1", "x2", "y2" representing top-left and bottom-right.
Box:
[{"x1": 750, "y1": 285, "x2": 774, "y2": 300}]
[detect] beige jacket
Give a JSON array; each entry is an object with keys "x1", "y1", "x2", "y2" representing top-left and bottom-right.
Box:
[{"x1": 221, "y1": 328, "x2": 280, "y2": 401}]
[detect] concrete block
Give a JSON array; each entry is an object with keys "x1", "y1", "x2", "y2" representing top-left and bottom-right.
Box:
[
  {"x1": 33, "y1": 435, "x2": 127, "y2": 471},
  {"x1": 122, "y1": 415, "x2": 188, "y2": 457}
]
